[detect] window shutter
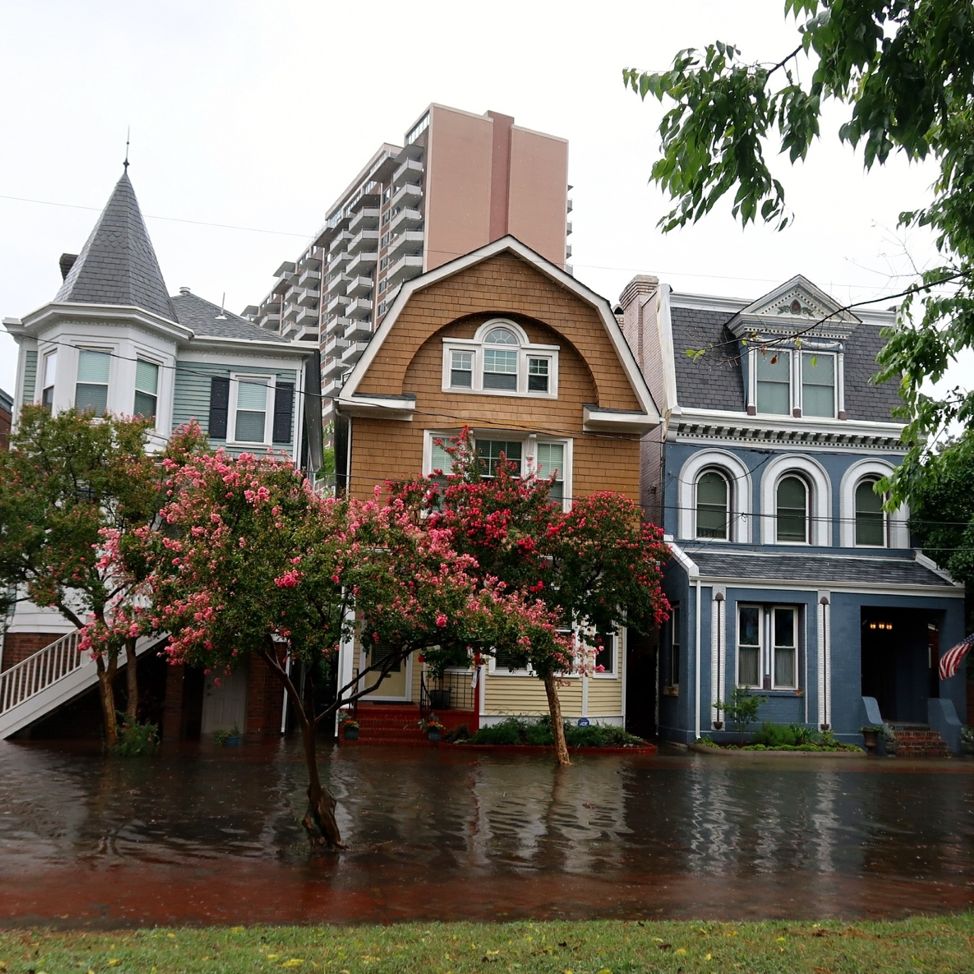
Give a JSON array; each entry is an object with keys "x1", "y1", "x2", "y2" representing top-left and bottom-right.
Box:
[
  {"x1": 272, "y1": 382, "x2": 294, "y2": 444},
  {"x1": 209, "y1": 377, "x2": 230, "y2": 439}
]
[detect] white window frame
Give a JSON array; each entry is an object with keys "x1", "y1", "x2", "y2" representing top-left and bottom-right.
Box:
[
  {"x1": 423, "y1": 429, "x2": 573, "y2": 512},
  {"x1": 668, "y1": 604, "x2": 681, "y2": 691},
  {"x1": 227, "y1": 373, "x2": 276, "y2": 446},
  {"x1": 590, "y1": 628, "x2": 619, "y2": 679},
  {"x1": 74, "y1": 346, "x2": 114, "y2": 415},
  {"x1": 40, "y1": 349, "x2": 58, "y2": 410},
  {"x1": 755, "y1": 349, "x2": 792, "y2": 416},
  {"x1": 695, "y1": 469, "x2": 731, "y2": 541},
  {"x1": 736, "y1": 604, "x2": 800, "y2": 691},
  {"x1": 749, "y1": 346, "x2": 844, "y2": 418},
  {"x1": 133, "y1": 356, "x2": 162, "y2": 426},
  {"x1": 441, "y1": 319, "x2": 559, "y2": 399}
]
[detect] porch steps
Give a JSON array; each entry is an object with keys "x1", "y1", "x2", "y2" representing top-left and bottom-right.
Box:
[
  {"x1": 891, "y1": 724, "x2": 950, "y2": 758},
  {"x1": 348, "y1": 703, "x2": 475, "y2": 746}
]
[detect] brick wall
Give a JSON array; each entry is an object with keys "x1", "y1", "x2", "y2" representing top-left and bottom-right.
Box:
[{"x1": 2, "y1": 632, "x2": 61, "y2": 672}]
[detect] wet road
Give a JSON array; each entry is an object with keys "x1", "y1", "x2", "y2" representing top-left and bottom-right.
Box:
[{"x1": 0, "y1": 739, "x2": 972, "y2": 927}]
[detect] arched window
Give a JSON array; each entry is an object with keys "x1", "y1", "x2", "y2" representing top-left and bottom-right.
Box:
[
  {"x1": 443, "y1": 319, "x2": 558, "y2": 397},
  {"x1": 776, "y1": 475, "x2": 809, "y2": 543},
  {"x1": 855, "y1": 478, "x2": 885, "y2": 546},
  {"x1": 696, "y1": 470, "x2": 729, "y2": 539}
]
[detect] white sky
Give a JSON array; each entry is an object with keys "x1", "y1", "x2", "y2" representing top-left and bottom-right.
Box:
[{"x1": 0, "y1": 0, "x2": 955, "y2": 400}]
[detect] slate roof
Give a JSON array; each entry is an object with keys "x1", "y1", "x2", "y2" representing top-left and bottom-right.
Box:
[
  {"x1": 55, "y1": 172, "x2": 177, "y2": 321},
  {"x1": 682, "y1": 547, "x2": 953, "y2": 588},
  {"x1": 669, "y1": 302, "x2": 901, "y2": 422},
  {"x1": 171, "y1": 290, "x2": 289, "y2": 343}
]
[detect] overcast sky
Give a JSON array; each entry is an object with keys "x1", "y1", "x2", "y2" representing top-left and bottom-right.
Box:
[{"x1": 0, "y1": 0, "x2": 952, "y2": 400}]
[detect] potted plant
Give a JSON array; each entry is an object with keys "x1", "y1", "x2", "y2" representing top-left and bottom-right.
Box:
[
  {"x1": 215, "y1": 725, "x2": 242, "y2": 747},
  {"x1": 861, "y1": 724, "x2": 881, "y2": 752},
  {"x1": 880, "y1": 722, "x2": 897, "y2": 756},
  {"x1": 339, "y1": 711, "x2": 359, "y2": 741},
  {"x1": 421, "y1": 715, "x2": 446, "y2": 742},
  {"x1": 961, "y1": 725, "x2": 974, "y2": 756}
]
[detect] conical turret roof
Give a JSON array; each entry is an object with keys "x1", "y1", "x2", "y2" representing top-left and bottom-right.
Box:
[{"x1": 54, "y1": 171, "x2": 176, "y2": 321}]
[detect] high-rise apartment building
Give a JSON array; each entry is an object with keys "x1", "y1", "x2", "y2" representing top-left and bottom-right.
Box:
[{"x1": 244, "y1": 104, "x2": 571, "y2": 429}]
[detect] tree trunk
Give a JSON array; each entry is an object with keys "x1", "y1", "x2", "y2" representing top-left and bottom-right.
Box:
[
  {"x1": 124, "y1": 637, "x2": 139, "y2": 724},
  {"x1": 96, "y1": 657, "x2": 119, "y2": 749},
  {"x1": 262, "y1": 647, "x2": 344, "y2": 850},
  {"x1": 543, "y1": 671, "x2": 571, "y2": 767}
]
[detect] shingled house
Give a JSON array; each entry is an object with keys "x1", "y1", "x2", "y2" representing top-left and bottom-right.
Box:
[
  {"x1": 619, "y1": 274, "x2": 966, "y2": 753},
  {"x1": 1, "y1": 169, "x2": 316, "y2": 742}
]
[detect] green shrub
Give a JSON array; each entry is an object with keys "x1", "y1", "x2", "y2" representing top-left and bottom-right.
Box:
[
  {"x1": 468, "y1": 718, "x2": 646, "y2": 747},
  {"x1": 114, "y1": 720, "x2": 159, "y2": 757}
]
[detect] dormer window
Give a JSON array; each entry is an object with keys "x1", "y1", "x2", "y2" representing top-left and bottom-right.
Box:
[
  {"x1": 751, "y1": 347, "x2": 840, "y2": 418},
  {"x1": 442, "y1": 319, "x2": 558, "y2": 398}
]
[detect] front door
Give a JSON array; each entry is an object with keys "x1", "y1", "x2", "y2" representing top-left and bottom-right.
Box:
[{"x1": 363, "y1": 647, "x2": 412, "y2": 701}]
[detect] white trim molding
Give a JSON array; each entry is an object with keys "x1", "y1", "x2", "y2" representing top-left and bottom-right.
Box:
[
  {"x1": 838, "y1": 458, "x2": 910, "y2": 548},
  {"x1": 677, "y1": 449, "x2": 753, "y2": 543},
  {"x1": 759, "y1": 453, "x2": 832, "y2": 546}
]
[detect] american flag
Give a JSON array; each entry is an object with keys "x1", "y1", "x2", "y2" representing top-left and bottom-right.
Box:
[{"x1": 939, "y1": 633, "x2": 974, "y2": 681}]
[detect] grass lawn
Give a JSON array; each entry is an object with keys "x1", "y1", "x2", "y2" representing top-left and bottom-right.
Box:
[{"x1": 0, "y1": 915, "x2": 971, "y2": 973}]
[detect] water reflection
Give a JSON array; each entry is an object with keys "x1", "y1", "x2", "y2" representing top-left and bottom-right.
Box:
[{"x1": 0, "y1": 740, "x2": 972, "y2": 926}]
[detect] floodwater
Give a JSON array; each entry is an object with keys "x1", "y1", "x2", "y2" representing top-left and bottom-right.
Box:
[{"x1": 0, "y1": 739, "x2": 972, "y2": 928}]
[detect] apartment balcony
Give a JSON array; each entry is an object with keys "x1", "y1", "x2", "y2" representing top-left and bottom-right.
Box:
[
  {"x1": 566, "y1": 221, "x2": 573, "y2": 236},
  {"x1": 241, "y1": 304, "x2": 260, "y2": 320},
  {"x1": 567, "y1": 198, "x2": 573, "y2": 214},
  {"x1": 323, "y1": 315, "x2": 351, "y2": 341},
  {"x1": 343, "y1": 317, "x2": 372, "y2": 343},
  {"x1": 323, "y1": 333, "x2": 349, "y2": 359},
  {"x1": 385, "y1": 253, "x2": 423, "y2": 285},
  {"x1": 346, "y1": 249, "x2": 378, "y2": 277},
  {"x1": 349, "y1": 190, "x2": 381, "y2": 213},
  {"x1": 285, "y1": 285, "x2": 305, "y2": 307},
  {"x1": 566, "y1": 244, "x2": 572, "y2": 260},
  {"x1": 298, "y1": 288, "x2": 319, "y2": 310},
  {"x1": 283, "y1": 301, "x2": 304, "y2": 324},
  {"x1": 258, "y1": 309, "x2": 281, "y2": 332},
  {"x1": 294, "y1": 322, "x2": 319, "y2": 343},
  {"x1": 325, "y1": 272, "x2": 349, "y2": 297},
  {"x1": 341, "y1": 341, "x2": 368, "y2": 367},
  {"x1": 325, "y1": 293, "x2": 350, "y2": 316},
  {"x1": 387, "y1": 229, "x2": 424, "y2": 260},
  {"x1": 390, "y1": 181, "x2": 422, "y2": 209},
  {"x1": 273, "y1": 259, "x2": 296, "y2": 278},
  {"x1": 392, "y1": 157, "x2": 424, "y2": 185},
  {"x1": 349, "y1": 229, "x2": 379, "y2": 255},
  {"x1": 298, "y1": 267, "x2": 321, "y2": 291},
  {"x1": 389, "y1": 207, "x2": 423, "y2": 234},
  {"x1": 322, "y1": 376, "x2": 343, "y2": 400},
  {"x1": 346, "y1": 296, "x2": 373, "y2": 321},
  {"x1": 298, "y1": 249, "x2": 322, "y2": 270},
  {"x1": 327, "y1": 249, "x2": 350, "y2": 275},
  {"x1": 348, "y1": 207, "x2": 380, "y2": 234},
  {"x1": 345, "y1": 275, "x2": 373, "y2": 299},
  {"x1": 295, "y1": 306, "x2": 319, "y2": 331}
]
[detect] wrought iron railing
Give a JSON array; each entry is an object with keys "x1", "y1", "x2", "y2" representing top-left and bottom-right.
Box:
[
  {"x1": 420, "y1": 667, "x2": 476, "y2": 719},
  {"x1": 0, "y1": 629, "x2": 83, "y2": 714}
]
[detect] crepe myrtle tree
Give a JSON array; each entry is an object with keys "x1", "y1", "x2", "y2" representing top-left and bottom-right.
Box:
[
  {"x1": 390, "y1": 431, "x2": 671, "y2": 767},
  {"x1": 624, "y1": 0, "x2": 974, "y2": 504},
  {"x1": 86, "y1": 449, "x2": 569, "y2": 851},
  {"x1": 0, "y1": 406, "x2": 207, "y2": 747}
]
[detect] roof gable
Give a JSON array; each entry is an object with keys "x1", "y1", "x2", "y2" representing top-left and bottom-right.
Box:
[
  {"x1": 54, "y1": 172, "x2": 177, "y2": 322},
  {"x1": 340, "y1": 235, "x2": 658, "y2": 423},
  {"x1": 728, "y1": 274, "x2": 860, "y2": 340}
]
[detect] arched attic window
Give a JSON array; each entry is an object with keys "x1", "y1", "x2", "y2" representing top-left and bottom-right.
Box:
[
  {"x1": 696, "y1": 469, "x2": 730, "y2": 540},
  {"x1": 776, "y1": 475, "x2": 809, "y2": 544},
  {"x1": 855, "y1": 477, "x2": 886, "y2": 546}
]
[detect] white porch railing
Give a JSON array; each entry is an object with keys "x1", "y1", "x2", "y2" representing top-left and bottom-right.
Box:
[{"x1": 0, "y1": 629, "x2": 84, "y2": 714}]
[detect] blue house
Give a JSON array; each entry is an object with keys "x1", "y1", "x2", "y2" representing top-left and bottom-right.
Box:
[{"x1": 618, "y1": 273, "x2": 967, "y2": 751}]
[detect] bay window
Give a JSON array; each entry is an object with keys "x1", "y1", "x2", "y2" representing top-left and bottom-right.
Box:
[{"x1": 75, "y1": 349, "x2": 111, "y2": 414}]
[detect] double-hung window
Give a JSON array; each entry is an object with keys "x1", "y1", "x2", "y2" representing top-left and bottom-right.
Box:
[
  {"x1": 855, "y1": 478, "x2": 885, "y2": 546},
  {"x1": 231, "y1": 377, "x2": 272, "y2": 443},
  {"x1": 442, "y1": 320, "x2": 558, "y2": 398},
  {"x1": 134, "y1": 359, "x2": 159, "y2": 420},
  {"x1": 801, "y1": 352, "x2": 835, "y2": 417},
  {"x1": 669, "y1": 604, "x2": 681, "y2": 689},
  {"x1": 75, "y1": 349, "x2": 111, "y2": 414},
  {"x1": 776, "y1": 475, "x2": 809, "y2": 543},
  {"x1": 41, "y1": 351, "x2": 57, "y2": 410},
  {"x1": 696, "y1": 470, "x2": 729, "y2": 539},
  {"x1": 425, "y1": 430, "x2": 571, "y2": 510},
  {"x1": 737, "y1": 605, "x2": 799, "y2": 690},
  {"x1": 755, "y1": 351, "x2": 790, "y2": 414}
]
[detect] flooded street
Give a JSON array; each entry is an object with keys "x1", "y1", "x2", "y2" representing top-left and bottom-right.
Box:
[{"x1": 1, "y1": 739, "x2": 972, "y2": 927}]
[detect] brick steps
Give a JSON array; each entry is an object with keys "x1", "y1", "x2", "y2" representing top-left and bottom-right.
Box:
[
  {"x1": 345, "y1": 703, "x2": 475, "y2": 746},
  {"x1": 890, "y1": 725, "x2": 949, "y2": 758}
]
